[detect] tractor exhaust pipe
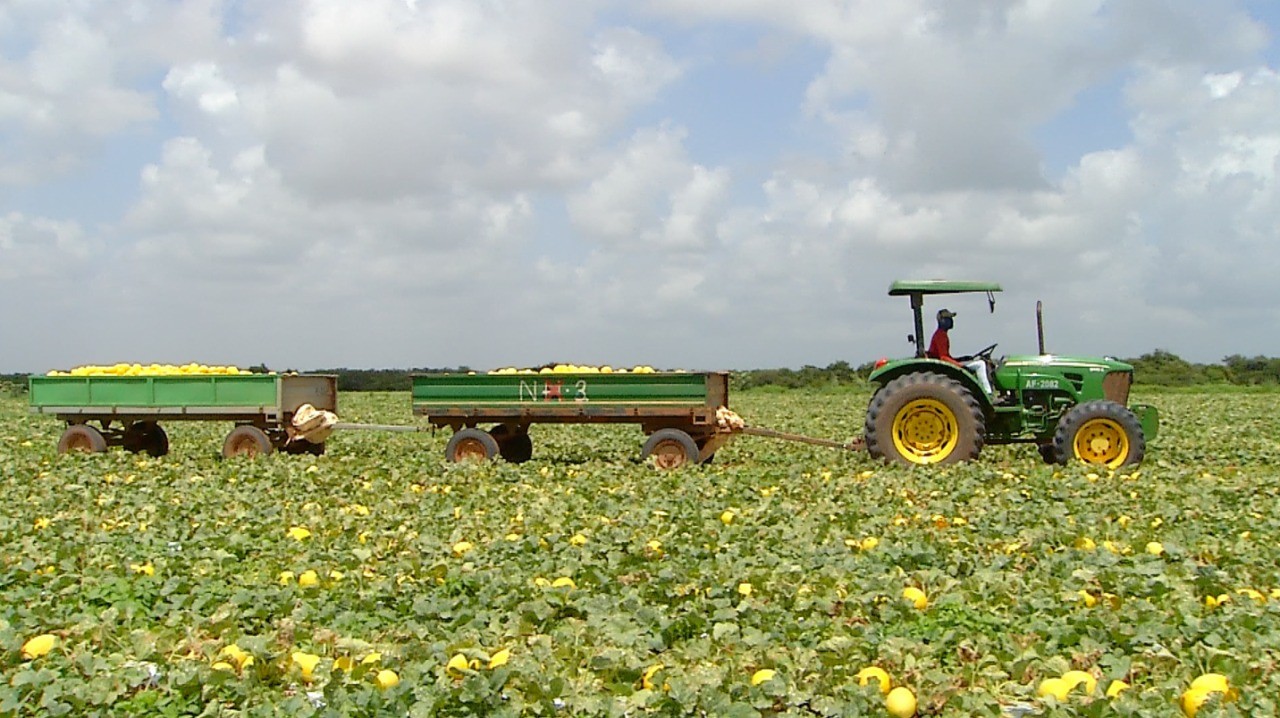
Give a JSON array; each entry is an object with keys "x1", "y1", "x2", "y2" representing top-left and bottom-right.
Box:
[{"x1": 1036, "y1": 300, "x2": 1046, "y2": 355}]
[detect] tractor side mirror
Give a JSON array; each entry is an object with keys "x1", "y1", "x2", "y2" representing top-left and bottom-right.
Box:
[{"x1": 907, "y1": 334, "x2": 915, "y2": 344}]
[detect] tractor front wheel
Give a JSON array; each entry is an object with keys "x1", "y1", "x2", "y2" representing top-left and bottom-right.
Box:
[
  {"x1": 865, "y1": 373, "x2": 985, "y2": 466},
  {"x1": 1037, "y1": 443, "x2": 1057, "y2": 465},
  {"x1": 1051, "y1": 400, "x2": 1145, "y2": 469}
]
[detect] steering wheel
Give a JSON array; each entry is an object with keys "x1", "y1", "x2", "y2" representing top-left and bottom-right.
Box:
[{"x1": 959, "y1": 343, "x2": 999, "y2": 363}]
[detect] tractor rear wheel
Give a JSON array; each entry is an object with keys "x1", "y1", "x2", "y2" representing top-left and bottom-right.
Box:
[
  {"x1": 1051, "y1": 400, "x2": 1144, "y2": 469},
  {"x1": 865, "y1": 373, "x2": 985, "y2": 466}
]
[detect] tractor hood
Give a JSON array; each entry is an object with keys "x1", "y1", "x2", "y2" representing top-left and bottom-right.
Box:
[
  {"x1": 997, "y1": 354, "x2": 1137, "y2": 406},
  {"x1": 868, "y1": 354, "x2": 1134, "y2": 385},
  {"x1": 1000, "y1": 354, "x2": 1134, "y2": 373}
]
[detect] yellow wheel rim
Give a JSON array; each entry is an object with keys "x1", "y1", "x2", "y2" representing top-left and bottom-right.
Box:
[
  {"x1": 892, "y1": 398, "x2": 959, "y2": 464},
  {"x1": 1073, "y1": 417, "x2": 1129, "y2": 468}
]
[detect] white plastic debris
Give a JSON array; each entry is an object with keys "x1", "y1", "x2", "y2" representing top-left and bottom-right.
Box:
[
  {"x1": 715, "y1": 406, "x2": 746, "y2": 432},
  {"x1": 291, "y1": 404, "x2": 338, "y2": 444}
]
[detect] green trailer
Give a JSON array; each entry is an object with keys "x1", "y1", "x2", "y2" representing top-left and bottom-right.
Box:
[
  {"x1": 411, "y1": 372, "x2": 732, "y2": 469},
  {"x1": 28, "y1": 374, "x2": 337, "y2": 458}
]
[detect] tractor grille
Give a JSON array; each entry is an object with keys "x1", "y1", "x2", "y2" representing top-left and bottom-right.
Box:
[{"x1": 1103, "y1": 371, "x2": 1132, "y2": 404}]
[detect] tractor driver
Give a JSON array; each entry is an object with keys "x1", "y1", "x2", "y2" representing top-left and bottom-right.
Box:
[{"x1": 926, "y1": 309, "x2": 995, "y2": 396}]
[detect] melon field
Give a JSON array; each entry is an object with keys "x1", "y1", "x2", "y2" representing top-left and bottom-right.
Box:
[{"x1": 2, "y1": 386, "x2": 1279, "y2": 716}]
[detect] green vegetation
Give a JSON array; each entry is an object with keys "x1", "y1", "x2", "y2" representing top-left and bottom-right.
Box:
[
  {"x1": 311, "y1": 368, "x2": 473, "y2": 392},
  {"x1": 2, "y1": 387, "x2": 1279, "y2": 715},
  {"x1": 0, "y1": 374, "x2": 26, "y2": 396},
  {"x1": 1125, "y1": 351, "x2": 1280, "y2": 387}
]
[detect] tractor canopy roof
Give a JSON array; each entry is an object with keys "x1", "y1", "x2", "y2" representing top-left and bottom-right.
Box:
[{"x1": 889, "y1": 280, "x2": 1003, "y2": 296}]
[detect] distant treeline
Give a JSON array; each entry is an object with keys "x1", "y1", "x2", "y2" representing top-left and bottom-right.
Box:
[
  {"x1": 3, "y1": 351, "x2": 1280, "y2": 393},
  {"x1": 1124, "y1": 350, "x2": 1280, "y2": 386},
  {"x1": 0, "y1": 374, "x2": 27, "y2": 394},
  {"x1": 307, "y1": 367, "x2": 474, "y2": 392}
]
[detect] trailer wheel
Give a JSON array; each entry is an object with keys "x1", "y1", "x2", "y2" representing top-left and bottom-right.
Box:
[
  {"x1": 1051, "y1": 400, "x2": 1145, "y2": 469},
  {"x1": 447, "y1": 428, "x2": 499, "y2": 463},
  {"x1": 865, "y1": 373, "x2": 985, "y2": 466},
  {"x1": 695, "y1": 435, "x2": 729, "y2": 465},
  {"x1": 284, "y1": 439, "x2": 326, "y2": 456},
  {"x1": 223, "y1": 425, "x2": 274, "y2": 459},
  {"x1": 57, "y1": 424, "x2": 108, "y2": 454},
  {"x1": 642, "y1": 428, "x2": 699, "y2": 470},
  {"x1": 489, "y1": 425, "x2": 533, "y2": 463},
  {"x1": 123, "y1": 421, "x2": 170, "y2": 457}
]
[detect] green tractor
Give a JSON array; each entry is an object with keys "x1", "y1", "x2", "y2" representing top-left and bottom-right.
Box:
[{"x1": 865, "y1": 280, "x2": 1159, "y2": 468}]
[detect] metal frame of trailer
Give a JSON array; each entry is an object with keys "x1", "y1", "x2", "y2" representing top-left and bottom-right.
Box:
[
  {"x1": 410, "y1": 372, "x2": 733, "y2": 468},
  {"x1": 28, "y1": 374, "x2": 337, "y2": 458},
  {"x1": 30, "y1": 371, "x2": 865, "y2": 469}
]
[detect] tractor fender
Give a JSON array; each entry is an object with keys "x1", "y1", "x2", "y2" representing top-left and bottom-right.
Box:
[
  {"x1": 1129, "y1": 403, "x2": 1159, "y2": 442},
  {"x1": 869, "y1": 359, "x2": 994, "y2": 412}
]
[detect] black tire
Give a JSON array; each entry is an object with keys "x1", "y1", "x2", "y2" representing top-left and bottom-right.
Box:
[
  {"x1": 121, "y1": 423, "x2": 146, "y2": 453},
  {"x1": 865, "y1": 373, "x2": 985, "y2": 466},
  {"x1": 696, "y1": 435, "x2": 727, "y2": 468},
  {"x1": 283, "y1": 439, "x2": 326, "y2": 456},
  {"x1": 1037, "y1": 443, "x2": 1057, "y2": 464},
  {"x1": 446, "y1": 428, "x2": 499, "y2": 463},
  {"x1": 696, "y1": 438, "x2": 716, "y2": 465},
  {"x1": 123, "y1": 422, "x2": 169, "y2": 457},
  {"x1": 222, "y1": 425, "x2": 273, "y2": 459},
  {"x1": 489, "y1": 425, "x2": 533, "y2": 463},
  {"x1": 57, "y1": 424, "x2": 108, "y2": 454},
  {"x1": 641, "y1": 428, "x2": 699, "y2": 470},
  {"x1": 1051, "y1": 400, "x2": 1145, "y2": 468}
]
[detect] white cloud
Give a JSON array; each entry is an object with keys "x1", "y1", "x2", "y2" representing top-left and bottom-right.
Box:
[
  {"x1": 0, "y1": 212, "x2": 93, "y2": 281},
  {"x1": 0, "y1": 2, "x2": 164, "y2": 183},
  {"x1": 4, "y1": 0, "x2": 1280, "y2": 371},
  {"x1": 164, "y1": 2, "x2": 683, "y2": 205},
  {"x1": 163, "y1": 63, "x2": 240, "y2": 114},
  {"x1": 591, "y1": 27, "x2": 683, "y2": 105},
  {"x1": 567, "y1": 126, "x2": 730, "y2": 250}
]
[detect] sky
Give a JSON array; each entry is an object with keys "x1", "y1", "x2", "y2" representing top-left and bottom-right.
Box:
[{"x1": 3, "y1": 0, "x2": 1280, "y2": 372}]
